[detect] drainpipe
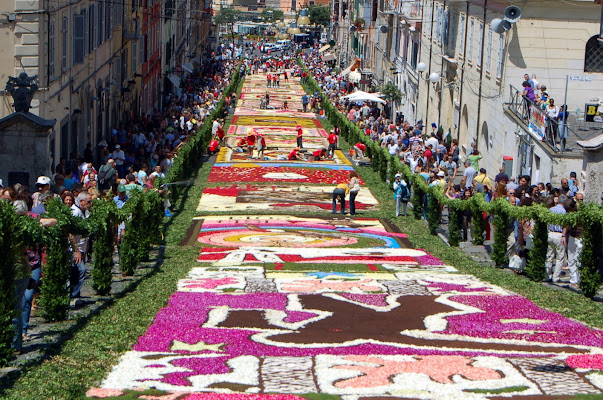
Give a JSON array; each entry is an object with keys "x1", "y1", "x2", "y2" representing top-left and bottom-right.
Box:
[
  {"x1": 474, "y1": 0, "x2": 488, "y2": 149},
  {"x1": 456, "y1": 1, "x2": 469, "y2": 143},
  {"x1": 424, "y1": 0, "x2": 435, "y2": 124}
]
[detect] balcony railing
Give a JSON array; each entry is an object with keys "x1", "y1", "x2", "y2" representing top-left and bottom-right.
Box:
[{"x1": 507, "y1": 84, "x2": 603, "y2": 153}]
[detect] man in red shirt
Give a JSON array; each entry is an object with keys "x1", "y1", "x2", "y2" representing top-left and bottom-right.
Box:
[
  {"x1": 327, "y1": 129, "x2": 338, "y2": 158},
  {"x1": 247, "y1": 131, "x2": 256, "y2": 158},
  {"x1": 312, "y1": 148, "x2": 327, "y2": 161},
  {"x1": 296, "y1": 125, "x2": 304, "y2": 148},
  {"x1": 267, "y1": 74, "x2": 272, "y2": 87},
  {"x1": 301, "y1": 71, "x2": 307, "y2": 84},
  {"x1": 288, "y1": 147, "x2": 305, "y2": 161},
  {"x1": 209, "y1": 137, "x2": 220, "y2": 155},
  {"x1": 353, "y1": 142, "x2": 366, "y2": 159}
]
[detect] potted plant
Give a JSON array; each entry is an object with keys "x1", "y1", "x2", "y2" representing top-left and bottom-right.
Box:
[{"x1": 353, "y1": 18, "x2": 365, "y2": 30}]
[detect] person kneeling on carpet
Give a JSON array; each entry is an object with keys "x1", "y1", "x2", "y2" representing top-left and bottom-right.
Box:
[
  {"x1": 310, "y1": 148, "x2": 327, "y2": 161},
  {"x1": 209, "y1": 136, "x2": 220, "y2": 155}
]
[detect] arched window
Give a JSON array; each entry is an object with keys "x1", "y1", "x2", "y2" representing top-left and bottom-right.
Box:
[{"x1": 584, "y1": 35, "x2": 603, "y2": 73}]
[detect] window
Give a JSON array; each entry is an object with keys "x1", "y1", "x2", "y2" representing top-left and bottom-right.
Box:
[
  {"x1": 89, "y1": 5, "x2": 95, "y2": 52},
  {"x1": 49, "y1": 19, "x2": 56, "y2": 79},
  {"x1": 486, "y1": 27, "x2": 492, "y2": 73},
  {"x1": 139, "y1": 35, "x2": 144, "y2": 66},
  {"x1": 73, "y1": 12, "x2": 85, "y2": 64},
  {"x1": 584, "y1": 35, "x2": 603, "y2": 72},
  {"x1": 443, "y1": 9, "x2": 449, "y2": 46},
  {"x1": 468, "y1": 19, "x2": 474, "y2": 62},
  {"x1": 459, "y1": 14, "x2": 465, "y2": 56},
  {"x1": 131, "y1": 42, "x2": 137, "y2": 74},
  {"x1": 114, "y1": 56, "x2": 121, "y2": 90},
  {"x1": 497, "y1": 33, "x2": 504, "y2": 79},
  {"x1": 98, "y1": 0, "x2": 104, "y2": 47},
  {"x1": 410, "y1": 39, "x2": 419, "y2": 69},
  {"x1": 477, "y1": 22, "x2": 483, "y2": 67},
  {"x1": 61, "y1": 16, "x2": 68, "y2": 72},
  {"x1": 105, "y1": 0, "x2": 111, "y2": 41}
]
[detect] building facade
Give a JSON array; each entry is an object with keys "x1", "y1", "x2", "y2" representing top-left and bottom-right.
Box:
[{"x1": 415, "y1": 0, "x2": 603, "y2": 185}]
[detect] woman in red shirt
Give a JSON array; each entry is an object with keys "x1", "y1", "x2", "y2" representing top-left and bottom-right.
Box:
[{"x1": 296, "y1": 125, "x2": 303, "y2": 148}]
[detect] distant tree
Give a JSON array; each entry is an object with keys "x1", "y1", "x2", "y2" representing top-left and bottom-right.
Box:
[
  {"x1": 214, "y1": 8, "x2": 242, "y2": 43},
  {"x1": 260, "y1": 7, "x2": 284, "y2": 23},
  {"x1": 308, "y1": 4, "x2": 330, "y2": 27}
]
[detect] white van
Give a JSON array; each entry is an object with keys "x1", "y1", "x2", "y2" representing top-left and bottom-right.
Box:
[{"x1": 276, "y1": 39, "x2": 291, "y2": 50}]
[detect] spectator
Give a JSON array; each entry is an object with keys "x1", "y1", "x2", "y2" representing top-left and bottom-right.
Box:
[
  {"x1": 463, "y1": 161, "x2": 477, "y2": 187},
  {"x1": 495, "y1": 167, "x2": 509, "y2": 185},
  {"x1": 545, "y1": 195, "x2": 567, "y2": 283},
  {"x1": 69, "y1": 192, "x2": 92, "y2": 299},
  {"x1": 474, "y1": 168, "x2": 492, "y2": 187},
  {"x1": 97, "y1": 159, "x2": 117, "y2": 192},
  {"x1": 111, "y1": 145, "x2": 126, "y2": 178},
  {"x1": 565, "y1": 198, "x2": 582, "y2": 288}
]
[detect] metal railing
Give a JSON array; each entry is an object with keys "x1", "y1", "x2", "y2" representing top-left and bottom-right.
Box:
[{"x1": 508, "y1": 84, "x2": 603, "y2": 152}]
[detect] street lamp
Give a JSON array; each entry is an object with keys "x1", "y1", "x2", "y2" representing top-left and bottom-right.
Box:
[
  {"x1": 297, "y1": 8, "x2": 311, "y2": 26},
  {"x1": 417, "y1": 62, "x2": 427, "y2": 73}
]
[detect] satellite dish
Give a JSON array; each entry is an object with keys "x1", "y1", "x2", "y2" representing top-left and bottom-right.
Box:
[
  {"x1": 575, "y1": 107, "x2": 583, "y2": 116},
  {"x1": 491, "y1": 18, "x2": 511, "y2": 34},
  {"x1": 380, "y1": 25, "x2": 388, "y2": 34},
  {"x1": 504, "y1": 5, "x2": 521, "y2": 23}
]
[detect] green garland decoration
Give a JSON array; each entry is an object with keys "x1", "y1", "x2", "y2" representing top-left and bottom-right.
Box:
[
  {"x1": 491, "y1": 205, "x2": 509, "y2": 267},
  {"x1": 447, "y1": 204, "x2": 462, "y2": 247},
  {"x1": 578, "y1": 203, "x2": 603, "y2": 298},
  {"x1": 427, "y1": 193, "x2": 441, "y2": 235},
  {"x1": 471, "y1": 198, "x2": 486, "y2": 245},
  {"x1": 525, "y1": 219, "x2": 548, "y2": 282},
  {"x1": 89, "y1": 200, "x2": 118, "y2": 295}
]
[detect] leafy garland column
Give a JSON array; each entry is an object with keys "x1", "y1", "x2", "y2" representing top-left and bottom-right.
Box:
[
  {"x1": 578, "y1": 203, "x2": 603, "y2": 298},
  {"x1": 525, "y1": 218, "x2": 548, "y2": 281}
]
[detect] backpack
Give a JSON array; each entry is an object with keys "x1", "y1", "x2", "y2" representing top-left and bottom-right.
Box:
[
  {"x1": 401, "y1": 185, "x2": 410, "y2": 201},
  {"x1": 97, "y1": 166, "x2": 108, "y2": 185}
]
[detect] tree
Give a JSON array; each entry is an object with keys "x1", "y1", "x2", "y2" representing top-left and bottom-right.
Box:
[
  {"x1": 214, "y1": 8, "x2": 242, "y2": 43},
  {"x1": 308, "y1": 4, "x2": 330, "y2": 27},
  {"x1": 260, "y1": 7, "x2": 284, "y2": 23},
  {"x1": 378, "y1": 82, "x2": 404, "y2": 104}
]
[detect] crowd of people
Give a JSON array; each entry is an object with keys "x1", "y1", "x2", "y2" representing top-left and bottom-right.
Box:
[
  {"x1": 301, "y1": 49, "x2": 586, "y2": 288},
  {"x1": 0, "y1": 48, "x2": 240, "y2": 356}
]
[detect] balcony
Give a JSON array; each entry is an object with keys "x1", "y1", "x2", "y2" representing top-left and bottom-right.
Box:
[{"x1": 506, "y1": 84, "x2": 603, "y2": 153}]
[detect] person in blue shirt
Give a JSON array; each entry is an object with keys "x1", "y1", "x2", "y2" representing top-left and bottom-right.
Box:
[{"x1": 113, "y1": 184, "x2": 129, "y2": 209}]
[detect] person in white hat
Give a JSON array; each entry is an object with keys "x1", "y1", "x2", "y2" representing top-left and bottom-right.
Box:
[
  {"x1": 32, "y1": 176, "x2": 52, "y2": 208},
  {"x1": 111, "y1": 145, "x2": 126, "y2": 178},
  {"x1": 393, "y1": 173, "x2": 410, "y2": 217}
]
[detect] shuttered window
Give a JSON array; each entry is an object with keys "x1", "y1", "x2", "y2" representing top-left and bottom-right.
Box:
[{"x1": 73, "y1": 13, "x2": 85, "y2": 64}]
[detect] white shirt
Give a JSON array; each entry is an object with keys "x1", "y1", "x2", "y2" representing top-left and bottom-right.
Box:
[
  {"x1": 426, "y1": 136, "x2": 439, "y2": 150},
  {"x1": 71, "y1": 204, "x2": 90, "y2": 252},
  {"x1": 111, "y1": 150, "x2": 125, "y2": 165}
]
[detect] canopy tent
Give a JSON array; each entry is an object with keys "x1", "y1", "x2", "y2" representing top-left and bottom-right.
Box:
[
  {"x1": 342, "y1": 90, "x2": 386, "y2": 104},
  {"x1": 322, "y1": 53, "x2": 336, "y2": 62},
  {"x1": 318, "y1": 44, "x2": 331, "y2": 53}
]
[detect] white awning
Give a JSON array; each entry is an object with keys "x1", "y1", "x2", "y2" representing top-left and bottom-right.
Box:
[
  {"x1": 322, "y1": 53, "x2": 336, "y2": 62},
  {"x1": 339, "y1": 60, "x2": 357, "y2": 77},
  {"x1": 318, "y1": 44, "x2": 330, "y2": 53},
  {"x1": 182, "y1": 63, "x2": 194, "y2": 73},
  {"x1": 168, "y1": 74, "x2": 180, "y2": 88}
]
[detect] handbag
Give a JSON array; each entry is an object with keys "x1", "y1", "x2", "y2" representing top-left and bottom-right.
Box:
[{"x1": 509, "y1": 254, "x2": 525, "y2": 272}]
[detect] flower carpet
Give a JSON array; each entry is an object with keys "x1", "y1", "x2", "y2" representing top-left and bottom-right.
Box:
[
  {"x1": 87, "y1": 70, "x2": 603, "y2": 399},
  {"x1": 195, "y1": 185, "x2": 379, "y2": 213}
]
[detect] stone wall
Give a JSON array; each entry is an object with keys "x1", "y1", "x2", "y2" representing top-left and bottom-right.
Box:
[{"x1": 0, "y1": 120, "x2": 52, "y2": 187}]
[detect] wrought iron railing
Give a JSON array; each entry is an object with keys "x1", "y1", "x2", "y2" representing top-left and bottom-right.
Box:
[{"x1": 507, "y1": 84, "x2": 603, "y2": 152}]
